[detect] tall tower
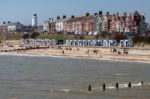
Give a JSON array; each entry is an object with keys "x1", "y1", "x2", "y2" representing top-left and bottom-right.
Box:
[{"x1": 32, "y1": 13, "x2": 38, "y2": 27}]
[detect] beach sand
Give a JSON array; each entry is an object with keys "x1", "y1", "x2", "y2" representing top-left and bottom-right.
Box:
[
  {"x1": 1, "y1": 46, "x2": 149, "y2": 63},
  {"x1": 0, "y1": 40, "x2": 150, "y2": 63}
]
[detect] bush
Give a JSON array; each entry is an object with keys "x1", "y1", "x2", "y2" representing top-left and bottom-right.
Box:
[
  {"x1": 132, "y1": 35, "x2": 150, "y2": 44},
  {"x1": 36, "y1": 34, "x2": 67, "y2": 40},
  {"x1": 112, "y1": 33, "x2": 126, "y2": 42},
  {"x1": 31, "y1": 32, "x2": 40, "y2": 38},
  {"x1": 23, "y1": 33, "x2": 30, "y2": 39}
]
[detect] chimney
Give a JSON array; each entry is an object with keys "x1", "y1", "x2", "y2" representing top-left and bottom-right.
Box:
[
  {"x1": 113, "y1": 14, "x2": 116, "y2": 17},
  {"x1": 117, "y1": 12, "x2": 119, "y2": 16},
  {"x1": 33, "y1": 13, "x2": 37, "y2": 16},
  {"x1": 63, "y1": 15, "x2": 66, "y2": 19},
  {"x1": 57, "y1": 16, "x2": 60, "y2": 20},
  {"x1": 106, "y1": 12, "x2": 109, "y2": 16},
  {"x1": 8, "y1": 21, "x2": 11, "y2": 24},
  {"x1": 124, "y1": 12, "x2": 127, "y2": 16},
  {"x1": 3, "y1": 21, "x2": 6, "y2": 24},
  {"x1": 94, "y1": 13, "x2": 98, "y2": 16},
  {"x1": 86, "y1": 13, "x2": 90, "y2": 16},
  {"x1": 71, "y1": 15, "x2": 75, "y2": 19},
  {"x1": 99, "y1": 11, "x2": 103, "y2": 15}
]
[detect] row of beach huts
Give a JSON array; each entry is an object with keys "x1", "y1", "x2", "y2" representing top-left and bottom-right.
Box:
[
  {"x1": 20, "y1": 39, "x2": 57, "y2": 47},
  {"x1": 66, "y1": 39, "x2": 133, "y2": 47},
  {"x1": 20, "y1": 39, "x2": 133, "y2": 48}
]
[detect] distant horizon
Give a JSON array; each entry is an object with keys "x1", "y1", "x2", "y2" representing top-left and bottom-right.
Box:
[{"x1": 0, "y1": 0, "x2": 150, "y2": 25}]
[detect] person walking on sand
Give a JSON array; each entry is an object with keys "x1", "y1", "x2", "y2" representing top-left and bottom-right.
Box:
[{"x1": 62, "y1": 50, "x2": 64, "y2": 54}]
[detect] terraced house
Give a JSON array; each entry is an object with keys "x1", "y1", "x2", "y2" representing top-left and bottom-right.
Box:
[
  {"x1": 64, "y1": 13, "x2": 93, "y2": 34},
  {"x1": 43, "y1": 11, "x2": 146, "y2": 35}
]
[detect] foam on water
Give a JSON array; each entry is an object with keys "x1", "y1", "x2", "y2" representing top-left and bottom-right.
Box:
[
  {"x1": 115, "y1": 73, "x2": 130, "y2": 76},
  {"x1": 49, "y1": 82, "x2": 150, "y2": 94}
]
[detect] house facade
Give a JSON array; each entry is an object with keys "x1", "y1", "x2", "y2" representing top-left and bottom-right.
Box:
[
  {"x1": 45, "y1": 11, "x2": 146, "y2": 35},
  {"x1": 7, "y1": 22, "x2": 23, "y2": 33},
  {"x1": 0, "y1": 25, "x2": 8, "y2": 33},
  {"x1": 64, "y1": 15, "x2": 93, "y2": 33}
]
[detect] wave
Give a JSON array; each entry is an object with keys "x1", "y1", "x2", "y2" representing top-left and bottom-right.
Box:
[{"x1": 114, "y1": 73, "x2": 130, "y2": 76}]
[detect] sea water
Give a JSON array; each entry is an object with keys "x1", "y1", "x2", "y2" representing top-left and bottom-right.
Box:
[{"x1": 0, "y1": 55, "x2": 150, "y2": 99}]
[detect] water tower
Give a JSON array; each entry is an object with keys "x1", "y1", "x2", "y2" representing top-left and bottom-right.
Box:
[{"x1": 32, "y1": 13, "x2": 38, "y2": 27}]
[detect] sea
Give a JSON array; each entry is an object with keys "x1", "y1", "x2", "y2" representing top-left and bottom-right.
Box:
[{"x1": 0, "y1": 53, "x2": 150, "y2": 99}]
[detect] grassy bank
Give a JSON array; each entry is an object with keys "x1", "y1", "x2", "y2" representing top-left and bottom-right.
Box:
[{"x1": 0, "y1": 33, "x2": 150, "y2": 44}]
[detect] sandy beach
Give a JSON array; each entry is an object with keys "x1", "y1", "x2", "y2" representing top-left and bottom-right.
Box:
[
  {"x1": 0, "y1": 40, "x2": 150, "y2": 63},
  {"x1": 0, "y1": 46, "x2": 150, "y2": 63}
]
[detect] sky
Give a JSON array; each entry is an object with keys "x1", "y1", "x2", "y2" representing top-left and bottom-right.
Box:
[{"x1": 0, "y1": 0, "x2": 150, "y2": 25}]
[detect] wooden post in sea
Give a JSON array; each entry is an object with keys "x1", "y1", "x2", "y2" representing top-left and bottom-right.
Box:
[
  {"x1": 128, "y1": 82, "x2": 132, "y2": 88},
  {"x1": 102, "y1": 83, "x2": 106, "y2": 92},
  {"x1": 88, "y1": 84, "x2": 92, "y2": 91},
  {"x1": 116, "y1": 82, "x2": 119, "y2": 89}
]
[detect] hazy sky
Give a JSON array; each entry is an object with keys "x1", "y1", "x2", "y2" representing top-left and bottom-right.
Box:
[{"x1": 0, "y1": 0, "x2": 149, "y2": 25}]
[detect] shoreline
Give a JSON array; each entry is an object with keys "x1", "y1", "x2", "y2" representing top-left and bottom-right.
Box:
[
  {"x1": 1, "y1": 40, "x2": 150, "y2": 64},
  {"x1": 1, "y1": 50, "x2": 150, "y2": 64}
]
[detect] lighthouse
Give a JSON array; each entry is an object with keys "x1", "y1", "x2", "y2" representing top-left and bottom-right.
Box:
[{"x1": 32, "y1": 13, "x2": 38, "y2": 27}]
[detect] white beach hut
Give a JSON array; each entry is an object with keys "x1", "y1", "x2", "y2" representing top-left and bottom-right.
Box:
[
  {"x1": 66, "y1": 40, "x2": 70, "y2": 46},
  {"x1": 97, "y1": 40, "x2": 103, "y2": 46},
  {"x1": 120, "y1": 40, "x2": 124, "y2": 47},
  {"x1": 124, "y1": 39, "x2": 133, "y2": 47},
  {"x1": 120, "y1": 39, "x2": 133, "y2": 47},
  {"x1": 91, "y1": 40, "x2": 97, "y2": 46},
  {"x1": 103, "y1": 40, "x2": 109, "y2": 47},
  {"x1": 69, "y1": 40, "x2": 73, "y2": 46},
  {"x1": 78, "y1": 40, "x2": 83, "y2": 46},
  {"x1": 109, "y1": 40, "x2": 117, "y2": 47},
  {"x1": 73, "y1": 40, "x2": 78, "y2": 46},
  {"x1": 83, "y1": 40, "x2": 87, "y2": 46},
  {"x1": 87, "y1": 40, "x2": 92, "y2": 46}
]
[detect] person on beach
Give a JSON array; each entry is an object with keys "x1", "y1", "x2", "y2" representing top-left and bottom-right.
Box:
[
  {"x1": 118, "y1": 50, "x2": 121, "y2": 54},
  {"x1": 141, "y1": 42, "x2": 144, "y2": 47},
  {"x1": 62, "y1": 50, "x2": 64, "y2": 54}
]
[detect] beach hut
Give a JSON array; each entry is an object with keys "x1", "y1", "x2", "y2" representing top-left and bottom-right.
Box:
[
  {"x1": 78, "y1": 40, "x2": 83, "y2": 46},
  {"x1": 97, "y1": 40, "x2": 103, "y2": 46},
  {"x1": 120, "y1": 39, "x2": 133, "y2": 47},
  {"x1": 83, "y1": 40, "x2": 87, "y2": 46},
  {"x1": 66, "y1": 40, "x2": 70, "y2": 46},
  {"x1": 103, "y1": 40, "x2": 109, "y2": 47},
  {"x1": 91, "y1": 40, "x2": 97, "y2": 46},
  {"x1": 109, "y1": 40, "x2": 117, "y2": 47},
  {"x1": 120, "y1": 40, "x2": 124, "y2": 47},
  {"x1": 87, "y1": 40, "x2": 92, "y2": 46},
  {"x1": 73, "y1": 40, "x2": 78, "y2": 46},
  {"x1": 124, "y1": 39, "x2": 133, "y2": 47},
  {"x1": 69, "y1": 40, "x2": 74, "y2": 46}
]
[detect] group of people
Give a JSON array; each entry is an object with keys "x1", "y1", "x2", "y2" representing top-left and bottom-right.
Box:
[{"x1": 112, "y1": 48, "x2": 128, "y2": 55}]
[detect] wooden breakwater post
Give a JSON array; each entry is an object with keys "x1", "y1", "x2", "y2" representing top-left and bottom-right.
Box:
[
  {"x1": 88, "y1": 84, "x2": 92, "y2": 91},
  {"x1": 128, "y1": 82, "x2": 132, "y2": 88},
  {"x1": 102, "y1": 83, "x2": 106, "y2": 92},
  {"x1": 116, "y1": 82, "x2": 119, "y2": 89}
]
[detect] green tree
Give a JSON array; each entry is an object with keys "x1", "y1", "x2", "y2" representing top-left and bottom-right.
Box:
[
  {"x1": 31, "y1": 32, "x2": 40, "y2": 38},
  {"x1": 23, "y1": 33, "x2": 30, "y2": 39}
]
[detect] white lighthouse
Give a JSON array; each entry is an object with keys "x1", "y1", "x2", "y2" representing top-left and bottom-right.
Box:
[{"x1": 32, "y1": 13, "x2": 38, "y2": 27}]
